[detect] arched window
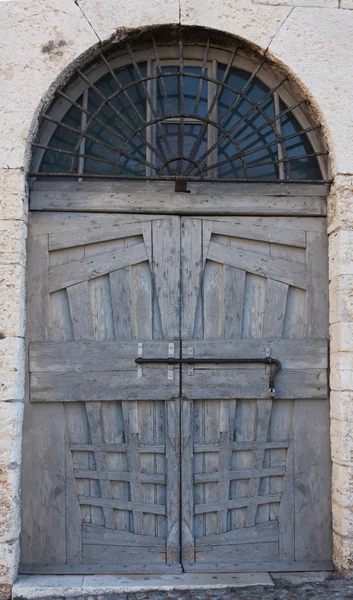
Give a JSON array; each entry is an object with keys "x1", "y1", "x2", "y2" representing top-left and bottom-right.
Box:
[{"x1": 32, "y1": 31, "x2": 329, "y2": 182}]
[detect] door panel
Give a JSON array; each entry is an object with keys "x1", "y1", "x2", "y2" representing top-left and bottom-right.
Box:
[
  {"x1": 22, "y1": 214, "x2": 182, "y2": 574},
  {"x1": 22, "y1": 212, "x2": 331, "y2": 574},
  {"x1": 180, "y1": 216, "x2": 331, "y2": 572}
]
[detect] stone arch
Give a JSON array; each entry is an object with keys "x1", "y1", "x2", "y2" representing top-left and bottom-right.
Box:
[{"x1": 27, "y1": 25, "x2": 332, "y2": 184}]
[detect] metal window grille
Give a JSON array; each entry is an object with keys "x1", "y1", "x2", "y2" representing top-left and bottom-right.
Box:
[{"x1": 30, "y1": 31, "x2": 330, "y2": 183}]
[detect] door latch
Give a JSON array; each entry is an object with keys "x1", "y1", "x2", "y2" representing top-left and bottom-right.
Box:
[{"x1": 135, "y1": 354, "x2": 281, "y2": 398}]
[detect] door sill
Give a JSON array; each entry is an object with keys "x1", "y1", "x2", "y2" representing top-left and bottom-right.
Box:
[{"x1": 13, "y1": 572, "x2": 274, "y2": 598}]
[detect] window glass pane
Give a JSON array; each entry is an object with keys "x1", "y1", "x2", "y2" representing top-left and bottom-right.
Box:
[{"x1": 157, "y1": 66, "x2": 207, "y2": 118}]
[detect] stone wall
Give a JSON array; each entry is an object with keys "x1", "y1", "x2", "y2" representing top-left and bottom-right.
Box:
[{"x1": 1, "y1": 0, "x2": 353, "y2": 597}]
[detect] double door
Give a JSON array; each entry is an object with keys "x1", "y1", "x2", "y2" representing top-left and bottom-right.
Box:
[{"x1": 21, "y1": 212, "x2": 331, "y2": 573}]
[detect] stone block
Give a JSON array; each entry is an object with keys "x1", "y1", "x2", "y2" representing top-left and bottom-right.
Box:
[
  {"x1": 0, "y1": 466, "x2": 20, "y2": 545},
  {"x1": 332, "y1": 463, "x2": 353, "y2": 510},
  {"x1": 329, "y1": 275, "x2": 353, "y2": 324},
  {"x1": 0, "y1": 264, "x2": 25, "y2": 338},
  {"x1": 0, "y1": 441, "x2": 22, "y2": 476},
  {"x1": 0, "y1": 0, "x2": 98, "y2": 170},
  {"x1": 342, "y1": 0, "x2": 353, "y2": 8},
  {"x1": 333, "y1": 531, "x2": 353, "y2": 575},
  {"x1": 331, "y1": 418, "x2": 353, "y2": 466},
  {"x1": 330, "y1": 391, "x2": 353, "y2": 423},
  {"x1": 329, "y1": 229, "x2": 353, "y2": 280},
  {"x1": 0, "y1": 539, "x2": 20, "y2": 587},
  {"x1": 268, "y1": 8, "x2": 353, "y2": 176},
  {"x1": 0, "y1": 402, "x2": 23, "y2": 442},
  {"x1": 180, "y1": 0, "x2": 291, "y2": 51},
  {"x1": 330, "y1": 323, "x2": 353, "y2": 352},
  {"x1": 0, "y1": 170, "x2": 26, "y2": 221},
  {"x1": 328, "y1": 176, "x2": 353, "y2": 233},
  {"x1": 254, "y1": 0, "x2": 337, "y2": 6},
  {"x1": 0, "y1": 221, "x2": 26, "y2": 267},
  {"x1": 0, "y1": 338, "x2": 25, "y2": 401},
  {"x1": 330, "y1": 352, "x2": 353, "y2": 391},
  {"x1": 332, "y1": 503, "x2": 353, "y2": 539},
  {"x1": 0, "y1": 583, "x2": 11, "y2": 600},
  {"x1": 77, "y1": 0, "x2": 179, "y2": 40}
]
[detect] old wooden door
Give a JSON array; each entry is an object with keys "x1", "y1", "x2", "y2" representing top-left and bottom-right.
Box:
[
  {"x1": 22, "y1": 185, "x2": 331, "y2": 574},
  {"x1": 179, "y1": 215, "x2": 331, "y2": 572},
  {"x1": 22, "y1": 213, "x2": 182, "y2": 574}
]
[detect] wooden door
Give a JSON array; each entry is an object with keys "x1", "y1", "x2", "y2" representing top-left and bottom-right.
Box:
[
  {"x1": 21, "y1": 213, "x2": 182, "y2": 574},
  {"x1": 180, "y1": 216, "x2": 332, "y2": 572},
  {"x1": 22, "y1": 209, "x2": 332, "y2": 574}
]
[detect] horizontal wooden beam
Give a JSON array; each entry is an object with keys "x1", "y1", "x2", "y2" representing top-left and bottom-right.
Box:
[
  {"x1": 194, "y1": 441, "x2": 289, "y2": 452},
  {"x1": 30, "y1": 371, "x2": 179, "y2": 402},
  {"x1": 194, "y1": 466, "x2": 285, "y2": 483},
  {"x1": 78, "y1": 496, "x2": 166, "y2": 515},
  {"x1": 195, "y1": 521, "x2": 278, "y2": 548},
  {"x1": 82, "y1": 524, "x2": 166, "y2": 549},
  {"x1": 74, "y1": 469, "x2": 166, "y2": 484},
  {"x1": 30, "y1": 181, "x2": 328, "y2": 216},
  {"x1": 70, "y1": 443, "x2": 165, "y2": 453},
  {"x1": 194, "y1": 493, "x2": 282, "y2": 514}
]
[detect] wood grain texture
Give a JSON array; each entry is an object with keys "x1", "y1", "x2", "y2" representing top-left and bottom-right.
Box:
[
  {"x1": 24, "y1": 209, "x2": 331, "y2": 574},
  {"x1": 49, "y1": 243, "x2": 147, "y2": 291}
]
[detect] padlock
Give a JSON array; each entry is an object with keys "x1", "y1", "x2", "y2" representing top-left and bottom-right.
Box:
[{"x1": 266, "y1": 387, "x2": 276, "y2": 399}]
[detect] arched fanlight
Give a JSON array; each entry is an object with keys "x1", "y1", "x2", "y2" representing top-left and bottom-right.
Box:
[{"x1": 31, "y1": 29, "x2": 329, "y2": 183}]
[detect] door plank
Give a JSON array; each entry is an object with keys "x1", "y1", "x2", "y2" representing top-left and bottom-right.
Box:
[
  {"x1": 247, "y1": 400, "x2": 273, "y2": 527},
  {"x1": 217, "y1": 401, "x2": 236, "y2": 533},
  {"x1": 85, "y1": 403, "x2": 115, "y2": 529},
  {"x1": 82, "y1": 524, "x2": 166, "y2": 548},
  {"x1": 49, "y1": 243, "x2": 147, "y2": 292},
  {"x1": 181, "y1": 218, "x2": 203, "y2": 339},
  {"x1": 293, "y1": 400, "x2": 332, "y2": 561},
  {"x1": 67, "y1": 281, "x2": 93, "y2": 340},
  {"x1": 109, "y1": 268, "x2": 133, "y2": 341},
  {"x1": 151, "y1": 217, "x2": 180, "y2": 339},
  {"x1": 223, "y1": 267, "x2": 246, "y2": 338},
  {"x1": 263, "y1": 280, "x2": 288, "y2": 338},
  {"x1": 29, "y1": 340, "x2": 182, "y2": 371},
  {"x1": 49, "y1": 221, "x2": 144, "y2": 250},
  {"x1": 30, "y1": 181, "x2": 327, "y2": 215},
  {"x1": 208, "y1": 241, "x2": 307, "y2": 290},
  {"x1": 196, "y1": 521, "x2": 278, "y2": 547},
  {"x1": 305, "y1": 231, "x2": 329, "y2": 337},
  {"x1": 22, "y1": 234, "x2": 68, "y2": 566},
  {"x1": 210, "y1": 219, "x2": 306, "y2": 248}
]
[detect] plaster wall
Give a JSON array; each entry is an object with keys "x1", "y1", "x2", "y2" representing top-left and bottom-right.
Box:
[{"x1": 1, "y1": 1, "x2": 353, "y2": 598}]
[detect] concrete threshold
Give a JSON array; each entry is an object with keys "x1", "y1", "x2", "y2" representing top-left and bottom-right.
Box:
[{"x1": 13, "y1": 572, "x2": 274, "y2": 598}]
